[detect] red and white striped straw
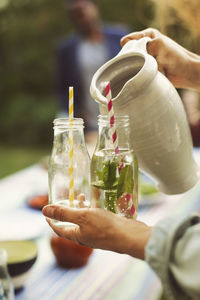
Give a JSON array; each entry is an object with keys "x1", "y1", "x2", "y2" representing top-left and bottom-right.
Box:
[
  {"x1": 105, "y1": 82, "x2": 135, "y2": 216},
  {"x1": 105, "y1": 82, "x2": 119, "y2": 155}
]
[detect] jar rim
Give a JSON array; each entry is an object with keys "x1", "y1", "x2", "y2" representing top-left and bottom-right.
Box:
[{"x1": 98, "y1": 114, "x2": 130, "y2": 126}]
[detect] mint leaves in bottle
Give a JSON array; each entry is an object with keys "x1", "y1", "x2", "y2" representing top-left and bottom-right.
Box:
[{"x1": 90, "y1": 115, "x2": 138, "y2": 219}]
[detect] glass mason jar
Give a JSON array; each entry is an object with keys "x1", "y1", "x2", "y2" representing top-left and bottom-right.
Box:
[
  {"x1": 91, "y1": 115, "x2": 138, "y2": 219},
  {"x1": 0, "y1": 249, "x2": 14, "y2": 300},
  {"x1": 48, "y1": 118, "x2": 90, "y2": 224}
]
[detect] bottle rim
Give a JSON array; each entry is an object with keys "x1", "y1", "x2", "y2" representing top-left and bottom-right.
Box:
[{"x1": 53, "y1": 118, "x2": 84, "y2": 129}]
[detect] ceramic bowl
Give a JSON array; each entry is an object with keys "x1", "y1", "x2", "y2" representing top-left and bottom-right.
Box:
[
  {"x1": 50, "y1": 235, "x2": 93, "y2": 268},
  {"x1": 0, "y1": 240, "x2": 37, "y2": 291}
]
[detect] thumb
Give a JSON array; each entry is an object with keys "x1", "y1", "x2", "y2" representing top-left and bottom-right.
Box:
[{"x1": 42, "y1": 205, "x2": 81, "y2": 225}]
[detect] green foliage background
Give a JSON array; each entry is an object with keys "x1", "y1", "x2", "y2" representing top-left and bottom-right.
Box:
[{"x1": 0, "y1": 0, "x2": 154, "y2": 146}]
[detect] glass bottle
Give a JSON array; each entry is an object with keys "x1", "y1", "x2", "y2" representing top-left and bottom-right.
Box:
[
  {"x1": 48, "y1": 118, "x2": 90, "y2": 225},
  {"x1": 91, "y1": 115, "x2": 138, "y2": 219},
  {"x1": 0, "y1": 249, "x2": 14, "y2": 300}
]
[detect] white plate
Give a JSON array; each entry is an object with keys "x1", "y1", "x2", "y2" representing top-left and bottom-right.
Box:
[{"x1": 0, "y1": 208, "x2": 49, "y2": 241}]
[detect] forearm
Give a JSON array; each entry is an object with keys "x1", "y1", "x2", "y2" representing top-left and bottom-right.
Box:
[
  {"x1": 118, "y1": 221, "x2": 152, "y2": 260},
  {"x1": 126, "y1": 227, "x2": 152, "y2": 260}
]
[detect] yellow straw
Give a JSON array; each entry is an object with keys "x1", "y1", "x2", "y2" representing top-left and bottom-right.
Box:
[{"x1": 69, "y1": 86, "x2": 74, "y2": 207}]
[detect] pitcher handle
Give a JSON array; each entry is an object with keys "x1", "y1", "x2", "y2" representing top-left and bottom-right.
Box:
[{"x1": 117, "y1": 37, "x2": 152, "y2": 56}]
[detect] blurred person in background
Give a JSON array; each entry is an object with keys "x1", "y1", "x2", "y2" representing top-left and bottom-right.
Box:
[
  {"x1": 56, "y1": 0, "x2": 129, "y2": 133},
  {"x1": 150, "y1": 0, "x2": 200, "y2": 146}
]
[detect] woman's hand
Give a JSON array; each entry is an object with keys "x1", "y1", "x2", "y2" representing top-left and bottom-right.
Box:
[
  {"x1": 121, "y1": 28, "x2": 200, "y2": 91},
  {"x1": 42, "y1": 205, "x2": 152, "y2": 260}
]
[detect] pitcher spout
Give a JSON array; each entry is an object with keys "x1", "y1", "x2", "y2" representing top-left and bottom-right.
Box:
[{"x1": 90, "y1": 51, "x2": 157, "y2": 108}]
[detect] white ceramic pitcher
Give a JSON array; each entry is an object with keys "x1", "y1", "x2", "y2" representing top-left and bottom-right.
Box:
[{"x1": 90, "y1": 37, "x2": 200, "y2": 194}]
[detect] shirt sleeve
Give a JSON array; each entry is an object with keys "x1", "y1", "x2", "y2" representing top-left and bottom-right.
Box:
[{"x1": 145, "y1": 214, "x2": 200, "y2": 300}]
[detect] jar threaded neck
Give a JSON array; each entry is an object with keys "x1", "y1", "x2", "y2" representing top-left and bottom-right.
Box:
[{"x1": 98, "y1": 115, "x2": 130, "y2": 127}]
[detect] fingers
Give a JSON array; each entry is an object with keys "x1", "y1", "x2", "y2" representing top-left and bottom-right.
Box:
[
  {"x1": 46, "y1": 218, "x2": 81, "y2": 243},
  {"x1": 77, "y1": 193, "x2": 85, "y2": 208},
  {"x1": 121, "y1": 32, "x2": 145, "y2": 47},
  {"x1": 77, "y1": 193, "x2": 85, "y2": 201},
  {"x1": 146, "y1": 38, "x2": 161, "y2": 58},
  {"x1": 42, "y1": 205, "x2": 88, "y2": 225},
  {"x1": 120, "y1": 27, "x2": 160, "y2": 47}
]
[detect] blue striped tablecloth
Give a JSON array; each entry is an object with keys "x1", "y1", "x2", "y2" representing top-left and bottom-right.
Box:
[
  {"x1": 0, "y1": 152, "x2": 199, "y2": 300},
  {"x1": 16, "y1": 248, "x2": 162, "y2": 300}
]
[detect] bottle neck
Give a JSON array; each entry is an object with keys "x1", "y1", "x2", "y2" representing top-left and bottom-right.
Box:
[
  {"x1": 53, "y1": 118, "x2": 85, "y2": 148},
  {"x1": 97, "y1": 115, "x2": 131, "y2": 151}
]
